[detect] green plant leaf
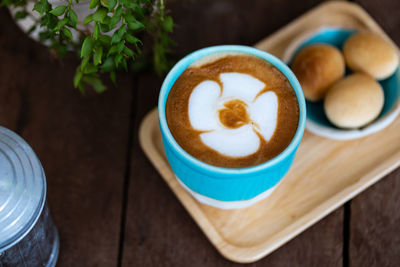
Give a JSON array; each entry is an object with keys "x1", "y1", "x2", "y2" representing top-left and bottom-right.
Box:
[
  {"x1": 41, "y1": 0, "x2": 51, "y2": 12},
  {"x1": 99, "y1": 23, "x2": 111, "y2": 32},
  {"x1": 15, "y1": 10, "x2": 28, "y2": 19},
  {"x1": 33, "y1": 0, "x2": 50, "y2": 15},
  {"x1": 109, "y1": 15, "x2": 121, "y2": 28},
  {"x1": 93, "y1": 8, "x2": 107, "y2": 22},
  {"x1": 102, "y1": 16, "x2": 111, "y2": 24},
  {"x1": 69, "y1": 9, "x2": 78, "y2": 26},
  {"x1": 51, "y1": 43, "x2": 68, "y2": 58},
  {"x1": 100, "y1": 0, "x2": 108, "y2": 7},
  {"x1": 81, "y1": 36, "x2": 94, "y2": 58},
  {"x1": 41, "y1": 13, "x2": 59, "y2": 28},
  {"x1": 93, "y1": 47, "x2": 103, "y2": 65},
  {"x1": 132, "y1": 3, "x2": 144, "y2": 18},
  {"x1": 39, "y1": 31, "x2": 52, "y2": 41},
  {"x1": 127, "y1": 20, "x2": 144, "y2": 31},
  {"x1": 117, "y1": 41, "x2": 124, "y2": 53},
  {"x1": 33, "y1": 2, "x2": 45, "y2": 14},
  {"x1": 93, "y1": 23, "x2": 100, "y2": 40},
  {"x1": 114, "y1": 5, "x2": 123, "y2": 16},
  {"x1": 82, "y1": 75, "x2": 106, "y2": 93},
  {"x1": 99, "y1": 35, "x2": 111, "y2": 45},
  {"x1": 25, "y1": 0, "x2": 174, "y2": 93},
  {"x1": 123, "y1": 46, "x2": 134, "y2": 57},
  {"x1": 92, "y1": 81, "x2": 106, "y2": 93},
  {"x1": 123, "y1": 1, "x2": 137, "y2": 9},
  {"x1": 153, "y1": 43, "x2": 167, "y2": 76},
  {"x1": 55, "y1": 17, "x2": 68, "y2": 30},
  {"x1": 114, "y1": 53, "x2": 123, "y2": 66},
  {"x1": 83, "y1": 14, "x2": 94, "y2": 24},
  {"x1": 49, "y1": 5, "x2": 66, "y2": 16},
  {"x1": 74, "y1": 69, "x2": 83, "y2": 87},
  {"x1": 83, "y1": 64, "x2": 98, "y2": 74},
  {"x1": 101, "y1": 57, "x2": 114, "y2": 72},
  {"x1": 81, "y1": 56, "x2": 90, "y2": 70},
  {"x1": 27, "y1": 25, "x2": 37, "y2": 34},
  {"x1": 107, "y1": 45, "x2": 118, "y2": 56},
  {"x1": 118, "y1": 26, "x2": 125, "y2": 38},
  {"x1": 108, "y1": 0, "x2": 116, "y2": 10},
  {"x1": 125, "y1": 34, "x2": 141, "y2": 45},
  {"x1": 89, "y1": 0, "x2": 98, "y2": 9},
  {"x1": 124, "y1": 14, "x2": 135, "y2": 23},
  {"x1": 62, "y1": 27, "x2": 73, "y2": 39},
  {"x1": 163, "y1": 16, "x2": 174, "y2": 32},
  {"x1": 111, "y1": 27, "x2": 125, "y2": 44}
]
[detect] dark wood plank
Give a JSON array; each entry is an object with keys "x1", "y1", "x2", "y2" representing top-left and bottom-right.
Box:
[
  {"x1": 349, "y1": 170, "x2": 400, "y2": 267},
  {"x1": 355, "y1": 0, "x2": 400, "y2": 45},
  {"x1": 0, "y1": 9, "x2": 133, "y2": 266},
  {"x1": 0, "y1": 9, "x2": 29, "y2": 130},
  {"x1": 169, "y1": 0, "x2": 332, "y2": 58},
  {"x1": 348, "y1": 1, "x2": 400, "y2": 266},
  {"x1": 122, "y1": 1, "x2": 343, "y2": 266}
]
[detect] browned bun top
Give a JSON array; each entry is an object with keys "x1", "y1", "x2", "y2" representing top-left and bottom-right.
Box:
[
  {"x1": 343, "y1": 32, "x2": 398, "y2": 80},
  {"x1": 291, "y1": 44, "x2": 345, "y2": 102},
  {"x1": 324, "y1": 73, "x2": 384, "y2": 129}
]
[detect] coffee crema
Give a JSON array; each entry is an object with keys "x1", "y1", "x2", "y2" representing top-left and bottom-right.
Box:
[{"x1": 166, "y1": 54, "x2": 299, "y2": 168}]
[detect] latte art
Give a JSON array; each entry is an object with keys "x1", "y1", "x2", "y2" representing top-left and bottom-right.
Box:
[
  {"x1": 188, "y1": 72, "x2": 278, "y2": 157},
  {"x1": 218, "y1": 99, "x2": 250, "y2": 129},
  {"x1": 166, "y1": 54, "x2": 299, "y2": 168}
]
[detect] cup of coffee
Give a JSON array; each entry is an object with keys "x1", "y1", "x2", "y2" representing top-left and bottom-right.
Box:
[{"x1": 158, "y1": 45, "x2": 306, "y2": 209}]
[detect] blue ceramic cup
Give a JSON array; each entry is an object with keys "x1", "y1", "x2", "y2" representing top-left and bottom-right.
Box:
[{"x1": 158, "y1": 45, "x2": 306, "y2": 209}]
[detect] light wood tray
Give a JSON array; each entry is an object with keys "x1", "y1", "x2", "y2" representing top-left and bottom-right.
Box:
[{"x1": 139, "y1": 1, "x2": 400, "y2": 263}]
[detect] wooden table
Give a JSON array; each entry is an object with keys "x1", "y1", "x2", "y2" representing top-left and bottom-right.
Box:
[{"x1": 0, "y1": 0, "x2": 399, "y2": 266}]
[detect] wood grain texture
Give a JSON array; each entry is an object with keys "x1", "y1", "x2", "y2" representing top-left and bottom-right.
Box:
[
  {"x1": 350, "y1": 1, "x2": 400, "y2": 266},
  {"x1": 0, "y1": 9, "x2": 133, "y2": 266},
  {"x1": 349, "y1": 171, "x2": 400, "y2": 267},
  {"x1": 0, "y1": 10, "x2": 28, "y2": 130},
  {"x1": 122, "y1": 1, "x2": 344, "y2": 266},
  {"x1": 29, "y1": 62, "x2": 132, "y2": 266},
  {"x1": 168, "y1": 0, "x2": 330, "y2": 57},
  {"x1": 355, "y1": 0, "x2": 400, "y2": 45}
]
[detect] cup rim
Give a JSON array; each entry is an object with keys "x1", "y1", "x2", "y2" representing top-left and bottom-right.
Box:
[{"x1": 158, "y1": 45, "x2": 306, "y2": 175}]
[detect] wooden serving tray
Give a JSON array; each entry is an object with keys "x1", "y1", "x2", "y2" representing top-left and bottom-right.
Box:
[{"x1": 139, "y1": 1, "x2": 400, "y2": 263}]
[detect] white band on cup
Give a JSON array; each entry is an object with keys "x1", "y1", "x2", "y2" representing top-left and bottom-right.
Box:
[{"x1": 175, "y1": 175, "x2": 278, "y2": 209}]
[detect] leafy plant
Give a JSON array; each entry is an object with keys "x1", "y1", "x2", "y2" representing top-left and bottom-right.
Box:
[{"x1": 2, "y1": 0, "x2": 174, "y2": 93}]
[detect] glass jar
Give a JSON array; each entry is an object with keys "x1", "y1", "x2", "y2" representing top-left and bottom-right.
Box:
[{"x1": 0, "y1": 126, "x2": 59, "y2": 266}]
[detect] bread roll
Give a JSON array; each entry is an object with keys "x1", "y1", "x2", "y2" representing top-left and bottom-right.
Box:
[
  {"x1": 291, "y1": 44, "x2": 345, "y2": 102},
  {"x1": 324, "y1": 73, "x2": 384, "y2": 129},
  {"x1": 343, "y1": 32, "x2": 398, "y2": 80}
]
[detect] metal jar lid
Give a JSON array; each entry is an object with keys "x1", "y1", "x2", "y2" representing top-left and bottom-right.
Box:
[{"x1": 0, "y1": 126, "x2": 46, "y2": 252}]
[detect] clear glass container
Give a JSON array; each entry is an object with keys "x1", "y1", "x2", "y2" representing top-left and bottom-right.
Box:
[{"x1": 0, "y1": 126, "x2": 59, "y2": 266}]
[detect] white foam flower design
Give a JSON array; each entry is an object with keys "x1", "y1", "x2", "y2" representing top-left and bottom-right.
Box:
[{"x1": 188, "y1": 72, "x2": 279, "y2": 157}]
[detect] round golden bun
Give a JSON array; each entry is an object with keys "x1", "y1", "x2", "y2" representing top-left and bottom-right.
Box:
[
  {"x1": 324, "y1": 73, "x2": 384, "y2": 129},
  {"x1": 291, "y1": 44, "x2": 345, "y2": 102},
  {"x1": 343, "y1": 32, "x2": 398, "y2": 80}
]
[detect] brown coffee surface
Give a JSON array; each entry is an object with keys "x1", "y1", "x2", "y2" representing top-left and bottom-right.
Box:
[{"x1": 166, "y1": 54, "x2": 299, "y2": 168}]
